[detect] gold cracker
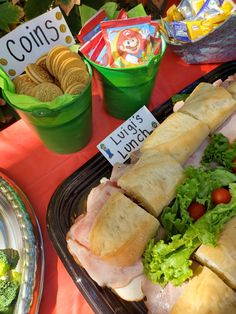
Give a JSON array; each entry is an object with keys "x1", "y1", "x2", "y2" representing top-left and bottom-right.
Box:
[
  {"x1": 25, "y1": 63, "x2": 54, "y2": 84},
  {"x1": 36, "y1": 54, "x2": 48, "y2": 70},
  {"x1": 58, "y1": 57, "x2": 87, "y2": 80},
  {"x1": 61, "y1": 67, "x2": 89, "y2": 92},
  {"x1": 32, "y1": 82, "x2": 63, "y2": 102},
  {"x1": 46, "y1": 45, "x2": 70, "y2": 75},
  {"x1": 64, "y1": 82, "x2": 87, "y2": 95}
]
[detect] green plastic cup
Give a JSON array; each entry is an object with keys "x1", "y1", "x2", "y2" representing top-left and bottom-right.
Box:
[
  {"x1": 0, "y1": 63, "x2": 93, "y2": 154},
  {"x1": 86, "y1": 36, "x2": 166, "y2": 120},
  {"x1": 20, "y1": 82, "x2": 92, "y2": 154}
]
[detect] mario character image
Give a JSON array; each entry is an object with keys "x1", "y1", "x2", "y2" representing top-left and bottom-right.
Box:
[{"x1": 115, "y1": 28, "x2": 150, "y2": 66}]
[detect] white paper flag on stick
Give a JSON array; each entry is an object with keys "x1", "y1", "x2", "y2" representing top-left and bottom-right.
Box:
[
  {"x1": 0, "y1": 7, "x2": 75, "y2": 78},
  {"x1": 97, "y1": 106, "x2": 159, "y2": 166}
]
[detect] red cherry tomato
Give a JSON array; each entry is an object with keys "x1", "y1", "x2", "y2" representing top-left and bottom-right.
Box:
[
  {"x1": 232, "y1": 159, "x2": 236, "y2": 173},
  {"x1": 211, "y1": 188, "x2": 231, "y2": 205},
  {"x1": 187, "y1": 202, "x2": 206, "y2": 221}
]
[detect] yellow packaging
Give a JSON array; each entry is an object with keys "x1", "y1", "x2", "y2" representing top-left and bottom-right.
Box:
[
  {"x1": 166, "y1": 5, "x2": 184, "y2": 22},
  {"x1": 186, "y1": 20, "x2": 211, "y2": 40},
  {"x1": 221, "y1": 0, "x2": 235, "y2": 14},
  {"x1": 204, "y1": 12, "x2": 228, "y2": 27},
  {"x1": 191, "y1": 0, "x2": 205, "y2": 14}
]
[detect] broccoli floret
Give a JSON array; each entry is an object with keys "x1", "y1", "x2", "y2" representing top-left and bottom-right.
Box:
[
  {"x1": 0, "y1": 279, "x2": 19, "y2": 312},
  {"x1": 0, "y1": 251, "x2": 10, "y2": 277},
  {"x1": 0, "y1": 249, "x2": 21, "y2": 313},
  {"x1": 9, "y1": 270, "x2": 21, "y2": 286},
  {"x1": 1, "y1": 249, "x2": 19, "y2": 270}
]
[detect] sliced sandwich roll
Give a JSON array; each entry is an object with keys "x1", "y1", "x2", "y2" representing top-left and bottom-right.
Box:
[
  {"x1": 227, "y1": 81, "x2": 236, "y2": 100},
  {"x1": 171, "y1": 266, "x2": 236, "y2": 314},
  {"x1": 140, "y1": 111, "x2": 209, "y2": 164},
  {"x1": 89, "y1": 191, "x2": 160, "y2": 267},
  {"x1": 194, "y1": 216, "x2": 236, "y2": 290},
  {"x1": 179, "y1": 82, "x2": 236, "y2": 133},
  {"x1": 117, "y1": 151, "x2": 185, "y2": 217}
]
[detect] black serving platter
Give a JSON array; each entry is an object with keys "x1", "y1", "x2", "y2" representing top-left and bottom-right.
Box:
[{"x1": 46, "y1": 60, "x2": 236, "y2": 314}]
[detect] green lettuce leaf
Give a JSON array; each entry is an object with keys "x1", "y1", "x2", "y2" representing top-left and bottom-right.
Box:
[
  {"x1": 143, "y1": 183, "x2": 236, "y2": 287},
  {"x1": 143, "y1": 235, "x2": 198, "y2": 287},
  {"x1": 161, "y1": 167, "x2": 236, "y2": 237},
  {"x1": 201, "y1": 133, "x2": 236, "y2": 170}
]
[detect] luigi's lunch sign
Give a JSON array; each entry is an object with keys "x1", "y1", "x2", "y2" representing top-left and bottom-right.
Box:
[
  {"x1": 97, "y1": 106, "x2": 159, "y2": 165},
  {"x1": 0, "y1": 7, "x2": 75, "y2": 78}
]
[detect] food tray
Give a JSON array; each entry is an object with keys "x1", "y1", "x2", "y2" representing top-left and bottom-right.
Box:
[
  {"x1": 0, "y1": 172, "x2": 44, "y2": 314},
  {"x1": 46, "y1": 60, "x2": 236, "y2": 314}
]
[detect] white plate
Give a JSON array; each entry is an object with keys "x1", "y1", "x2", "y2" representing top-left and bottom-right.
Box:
[{"x1": 0, "y1": 173, "x2": 44, "y2": 314}]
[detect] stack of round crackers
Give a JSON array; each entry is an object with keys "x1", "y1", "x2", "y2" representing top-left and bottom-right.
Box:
[{"x1": 13, "y1": 45, "x2": 90, "y2": 102}]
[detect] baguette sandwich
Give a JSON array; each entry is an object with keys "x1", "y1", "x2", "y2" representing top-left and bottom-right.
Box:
[
  {"x1": 66, "y1": 77, "x2": 236, "y2": 312},
  {"x1": 140, "y1": 112, "x2": 210, "y2": 164},
  {"x1": 178, "y1": 82, "x2": 236, "y2": 133},
  {"x1": 171, "y1": 266, "x2": 236, "y2": 314}
]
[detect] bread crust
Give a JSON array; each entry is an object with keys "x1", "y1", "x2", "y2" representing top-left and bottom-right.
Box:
[
  {"x1": 171, "y1": 266, "x2": 236, "y2": 314},
  {"x1": 194, "y1": 216, "x2": 236, "y2": 290},
  {"x1": 141, "y1": 111, "x2": 209, "y2": 164},
  {"x1": 117, "y1": 151, "x2": 185, "y2": 217},
  {"x1": 179, "y1": 82, "x2": 236, "y2": 133},
  {"x1": 89, "y1": 192, "x2": 160, "y2": 266}
]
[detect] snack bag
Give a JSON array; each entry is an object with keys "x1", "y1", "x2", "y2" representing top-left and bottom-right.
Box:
[
  {"x1": 90, "y1": 36, "x2": 108, "y2": 66},
  {"x1": 77, "y1": 10, "x2": 108, "y2": 44},
  {"x1": 79, "y1": 31, "x2": 103, "y2": 58},
  {"x1": 151, "y1": 36, "x2": 162, "y2": 55},
  {"x1": 150, "y1": 21, "x2": 160, "y2": 37},
  {"x1": 101, "y1": 16, "x2": 152, "y2": 67},
  {"x1": 116, "y1": 9, "x2": 129, "y2": 19}
]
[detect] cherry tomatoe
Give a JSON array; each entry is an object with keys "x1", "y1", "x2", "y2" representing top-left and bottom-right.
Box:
[
  {"x1": 187, "y1": 202, "x2": 206, "y2": 221},
  {"x1": 211, "y1": 188, "x2": 231, "y2": 205}
]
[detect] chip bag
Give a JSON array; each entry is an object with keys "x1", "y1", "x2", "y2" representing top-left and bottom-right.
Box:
[
  {"x1": 77, "y1": 10, "x2": 108, "y2": 44},
  {"x1": 79, "y1": 31, "x2": 103, "y2": 58},
  {"x1": 100, "y1": 16, "x2": 152, "y2": 67},
  {"x1": 90, "y1": 36, "x2": 108, "y2": 66}
]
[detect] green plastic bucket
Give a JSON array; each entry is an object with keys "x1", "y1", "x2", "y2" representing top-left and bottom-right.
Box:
[
  {"x1": 0, "y1": 62, "x2": 93, "y2": 154},
  {"x1": 86, "y1": 36, "x2": 166, "y2": 120}
]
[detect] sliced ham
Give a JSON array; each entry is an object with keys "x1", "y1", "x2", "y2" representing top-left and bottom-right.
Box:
[
  {"x1": 67, "y1": 181, "x2": 122, "y2": 248},
  {"x1": 215, "y1": 110, "x2": 236, "y2": 142},
  {"x1": 110, "y1": 163, "x2": 133, "y2": 182},
  {"x1": 67, "y1": 239, "x2": 143, "y2": 289},
  {"x1": 142, "y1": 277, "x2": 186, "y2": 314},
  {"x1": 110, "y1": 150, "x2": 141, "y2": 182},
  {"x1": 114, "y1": 274, "x2": 145, "y2": 301}
]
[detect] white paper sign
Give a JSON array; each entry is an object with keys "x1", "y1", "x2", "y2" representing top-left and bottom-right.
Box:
[
  {"x1": 0, "y1": 7, "x2": 75, "y2": 78},
  {"x1": 97, "y1": 106, "x2": 159, "y2": 165}
]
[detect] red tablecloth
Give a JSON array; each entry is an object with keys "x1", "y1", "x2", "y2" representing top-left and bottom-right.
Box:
[{"x1": 0, "y1": 47, "x2": 218, "y2": 314}]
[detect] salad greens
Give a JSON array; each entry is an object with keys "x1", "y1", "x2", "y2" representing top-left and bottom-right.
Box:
[
  {"x1": 143, "y1": 183, "x2": 236, "y2": 287},
  {"x1": 161, "y1": 167, "x2": 236, "y2": 237},
  {"x1": 143, "y1": 133, "x2": 236, "y2": 288},
  {"x1": 201, "y1": 133, "x2": 236, "y2": 170},
  {"x1": 171, "y1": 94, "x2": 190, "y2": 104}
]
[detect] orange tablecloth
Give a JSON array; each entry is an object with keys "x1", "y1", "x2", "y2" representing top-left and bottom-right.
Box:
[{"x1": 0, "y1": 48, "x2": 218, "y2": 314}]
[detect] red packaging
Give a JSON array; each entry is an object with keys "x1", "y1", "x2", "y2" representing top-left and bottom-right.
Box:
[
  {"x1": 79, "y1": 31, "x2": 103, "y2": 58},
  {"x1": 116, "y1": 9, "x2": 128, "y2": 19},
  {"x1": 77, "y1": 9, "x2": 108, "y2": 44},
  {"x1": 100, "y1": 16, "x2": 152, "y2": 68},
  {"x1": 90, "y1": 36, "x2": 108, "y2": 66},
  {"x1": 151, "y1": 36, "x2": 162, "y2": 55},
  {"x1": 150, "y1": 21, "x2": 160, "y2": 37}
]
